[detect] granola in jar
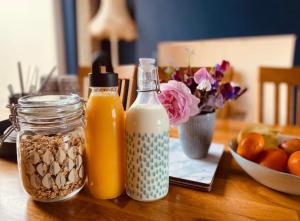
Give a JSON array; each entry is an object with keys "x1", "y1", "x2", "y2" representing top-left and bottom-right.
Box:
[{"x1": 19, "y1": 129, "x2": 86, "y2": 201}]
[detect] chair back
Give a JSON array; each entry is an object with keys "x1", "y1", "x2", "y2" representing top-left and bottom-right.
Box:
[
  {"x1": 114, "y1": 65, "x2": 137, "y2": 110},
  {"x1": 78, "y1": 66, "x2": 91, "y2": 98},
  {"x1": 258, "y1": 67, "x2": 300, "y2": 125},
  {"x1": 78, "y1": 65, "x2": 137, "y2": 110}
]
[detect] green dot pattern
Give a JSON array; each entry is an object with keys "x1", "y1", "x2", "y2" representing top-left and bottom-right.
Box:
[{"x1": 125, "y1": 131, "x2": 169, "y2": 201}]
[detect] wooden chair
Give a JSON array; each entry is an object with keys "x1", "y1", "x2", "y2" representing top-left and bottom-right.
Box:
[
  {"x1": 258, "y1": 67, "x2": 300, "y2": 125},
  {"x1": 114, "y1": 65, "x2": 137, "y2": 110},
  {"x1": 78, "y1": 66, "x2": 91, "y2": 98},
  {"x1": 158, "y1": 66, "x2": 234, "y2": 119},
  {"x1": 78, "y1": 65, "x2": 137, "y2": 110}
]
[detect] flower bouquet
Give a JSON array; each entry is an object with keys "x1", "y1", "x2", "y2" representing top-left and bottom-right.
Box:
[{"x1": 158, "y1": 60, "x2": 247, "y2": 158}]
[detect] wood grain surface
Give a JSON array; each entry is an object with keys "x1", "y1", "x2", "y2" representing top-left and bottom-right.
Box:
[{"x1": 0, "y1": 116, "x2": 300, "y2": 221}]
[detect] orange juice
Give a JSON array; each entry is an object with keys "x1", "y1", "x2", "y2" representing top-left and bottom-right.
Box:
[{"x1": 85, "y1": 77, "x2": 125, "y2": 199}]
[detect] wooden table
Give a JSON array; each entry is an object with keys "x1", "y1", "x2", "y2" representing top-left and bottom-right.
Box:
[{"x1": 1, "y1": 116, "x2": 300, "y2": 220}]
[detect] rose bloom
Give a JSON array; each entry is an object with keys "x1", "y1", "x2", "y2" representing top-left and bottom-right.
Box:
[{"x1": 158, "y1": 80, "x2": 200, "y2": 126}]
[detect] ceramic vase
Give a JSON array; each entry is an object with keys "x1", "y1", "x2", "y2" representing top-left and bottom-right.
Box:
[{"x1": 179, "y1": 112, "x2": 216, "y2": 159}]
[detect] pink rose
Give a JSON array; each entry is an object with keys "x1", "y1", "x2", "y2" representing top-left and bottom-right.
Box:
[{"x1": 158, "y1": 80, "x2": 200, "y2": 126}]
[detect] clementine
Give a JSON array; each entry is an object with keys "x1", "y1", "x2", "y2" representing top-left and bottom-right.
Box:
[
  {"x1": 287, "y1": 151, "x2": 300, "y2": 176},
  {"x1": 256, "y1": 148, "x2": 288, "y2": 172},
  {"x1": 237, "y1": 132, "x2": 265, "y2": 161},
  {"x1": 280, "y1": 139, "x2": 300, "y2": 155}
]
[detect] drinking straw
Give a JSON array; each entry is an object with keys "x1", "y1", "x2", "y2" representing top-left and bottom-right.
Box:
[
  {"x1": 38, "y1": 66, "x2": 56, "y2": 92},
  {"x1": 35, "y1": 72, "x2": 39, "y2": 93},
  {"x1": 17, "y1": 61, "x2": 24, "y2": 94},
  {"x1": 25, "y1": 65, "x2": 31, "y2": 92},
  {"x1": 33, "y1": 66, "x2": 39, "y2": 92},
  {"x1": 27, "y1": 66, "x2": 38, "y2": 93}
]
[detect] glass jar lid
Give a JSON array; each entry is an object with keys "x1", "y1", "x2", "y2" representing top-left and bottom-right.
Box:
[
  {"x1": 0, "y1": 94, "x2": 84, "y2": 146},
  {"x1": 16, "y1": 94, "x2": 84, "y2": 126},
  {"x1": 18, "y1": 94, "x2": 81, "y2": 107}
]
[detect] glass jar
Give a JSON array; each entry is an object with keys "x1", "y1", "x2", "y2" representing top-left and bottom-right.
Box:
[{"x1": 10, "y1": 94, "x2": 86, "y2": 202}]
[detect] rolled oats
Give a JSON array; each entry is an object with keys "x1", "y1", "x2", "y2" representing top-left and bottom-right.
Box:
[
  {"x1": 55, "y1": 149, "x2": 66, "y2": 165},
  {"x1": 55, "y1": 172, "x2": 66, "y2": 188},
  {"x1": 31, "y1": 151, "x2": 41, "y2": 165},
  {"x1": 25, "y1": 162, "x2": 35, "y2": 175},
  {"x1": 42, "y1": 150, "x2": 54, "y2": 165},
  {"x1": 19, "y1": 132, "x2": 86, "y2": 201},
  {"x1": 36, "y1": 163, "x2": 48, "y2": 176},
  {"x1": 65, "y1": 158, "x2": 75, "y2": 171},
  {"x1": 50, "y1": 161, "x2": 60, "y2": 175}
]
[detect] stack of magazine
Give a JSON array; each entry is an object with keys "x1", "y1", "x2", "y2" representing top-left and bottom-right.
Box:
[{"x1": 169, "y1": 138, "x2": 224, "y2": 192}]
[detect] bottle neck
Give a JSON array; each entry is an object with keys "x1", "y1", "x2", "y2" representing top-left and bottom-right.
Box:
[
  {"x1": 134, "y1": 90, "x2": 161, "y2": 106},
  {"x1": 90, "y1": 87, "x2": 118, "y2": 96},
  {"x1": 137, "y1": 64, "x2": 158, "y2": 92}
]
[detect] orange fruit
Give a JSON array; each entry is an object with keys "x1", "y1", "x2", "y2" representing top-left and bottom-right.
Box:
[
  {"x1": 237, "y1": 132, "x2": 265, "y2": 161},
  {"x1": 280, "y1": 139, "x2": 300, "y2": 155},
  {"x1": 256, "y1": 148, "x2": 288, "y2": 172},
  {"x1": 287, "y1": 151, "x2": 300, "y2": 176}
]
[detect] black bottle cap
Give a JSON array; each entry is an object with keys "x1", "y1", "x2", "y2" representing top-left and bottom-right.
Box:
[
  {"x1": 89, "y1": 59, "x2": 118, "y2": 87},
  {"x1": 89, "y1": 72, "x2": 118, "y2": 87}
]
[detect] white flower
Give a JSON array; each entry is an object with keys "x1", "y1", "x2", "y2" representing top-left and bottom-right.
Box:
[{"x1": 197, "y1": 79, "x2": 212, "y2": 91}]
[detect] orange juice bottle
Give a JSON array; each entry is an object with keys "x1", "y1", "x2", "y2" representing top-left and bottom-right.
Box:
[{"x1": 85, "y1": 69, "x2": 125, "y2": 199}]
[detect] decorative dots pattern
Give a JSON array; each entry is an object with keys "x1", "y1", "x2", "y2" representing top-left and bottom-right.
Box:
[{"x1": 125, "y1": 131, "x2": 169, "y2": 201}]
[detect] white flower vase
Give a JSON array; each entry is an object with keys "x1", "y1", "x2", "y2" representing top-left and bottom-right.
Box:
[{"x1": 178, "y1": 112, "x2": 216, "y2": 159}]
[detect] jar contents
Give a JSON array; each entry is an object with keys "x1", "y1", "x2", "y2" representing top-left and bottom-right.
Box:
[
  {"x1": 85, "y1": 66, "x2": 125, "y2": 199},
  {"x1": 19, "y1": 130, "x2": 86, "y2": 201},
  {"x1": 125, "y1": 58, "x2": 170, "y2": 201}
]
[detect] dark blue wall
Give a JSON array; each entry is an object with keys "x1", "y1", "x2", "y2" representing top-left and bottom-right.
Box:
[
  {"x1": 132, "y1": 0, "x2": 300, "y2": 64},
  {"x1": 62, "y1": 0, "x2": 77, "y2": 74}
]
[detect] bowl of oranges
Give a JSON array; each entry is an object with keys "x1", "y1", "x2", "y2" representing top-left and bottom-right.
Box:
[{"x1": 229, "y1": 124, "x2": 300, "y2": 195}]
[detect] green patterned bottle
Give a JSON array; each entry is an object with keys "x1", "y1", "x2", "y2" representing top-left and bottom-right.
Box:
[{"x1": 125, "y1": 58, "x2": 169, "y2": 201}]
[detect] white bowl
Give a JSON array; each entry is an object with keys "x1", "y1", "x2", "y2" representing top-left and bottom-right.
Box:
[{"x1": 229, "y1": 135, "x2": 300, "y2": 195}]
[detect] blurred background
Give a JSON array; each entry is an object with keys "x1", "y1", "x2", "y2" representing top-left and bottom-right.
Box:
[{"x1": 1, "y1": 0, "x2": 300, "y2": 125}]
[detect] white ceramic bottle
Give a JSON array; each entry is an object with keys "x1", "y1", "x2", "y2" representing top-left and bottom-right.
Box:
[{"x1": 125, "y1": 58, "x2": 169, "y2": 201}]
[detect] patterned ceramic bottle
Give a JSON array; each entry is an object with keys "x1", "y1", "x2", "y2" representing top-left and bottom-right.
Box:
[{"x1": 125, "y1": 58, "x2": 169, "y2": 201}]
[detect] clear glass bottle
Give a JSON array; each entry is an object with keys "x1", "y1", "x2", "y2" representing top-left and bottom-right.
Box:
[
  {"x1": 85, "y1": 71, "x2": 125, "y2": 199},
  {"x1": 125, "y1": 58, "x2": 169, "y2": 201},
  {"x1": 11, "y1": 94, "x2": 86, "y2": 202}
]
